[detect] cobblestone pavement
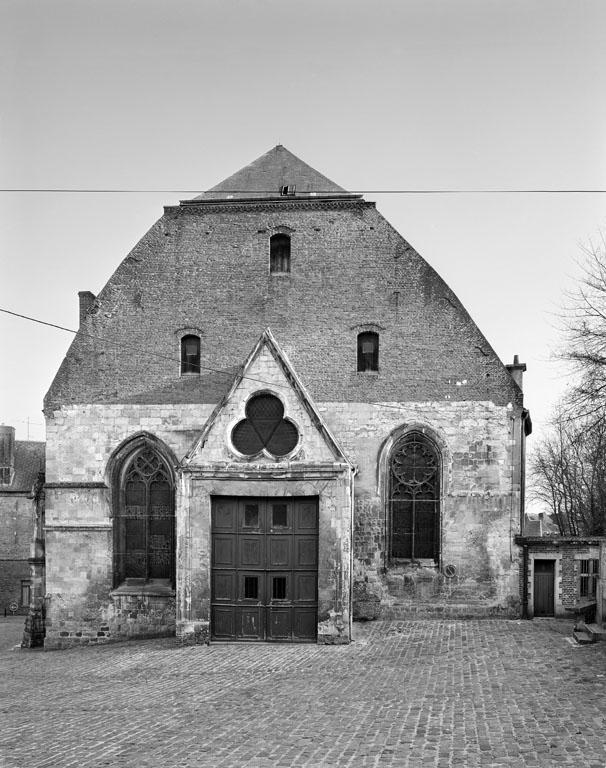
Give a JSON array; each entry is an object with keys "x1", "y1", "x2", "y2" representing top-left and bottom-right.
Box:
[
  {"x1": 0, "y1": 616, "x2": 25, "y2": 652},
  {"x1": 1, "y1": 618, "x2": 605, "y2": 768}
]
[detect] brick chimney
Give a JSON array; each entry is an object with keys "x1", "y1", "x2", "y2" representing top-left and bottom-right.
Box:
[
  {"x1": 78, "y1": 291, "x2": 96, "y2": 326},
  {"x1": 0, "y1": 425, "x2": 15, "y2": 485},
  {"x1": 506, "y1": 354, "x2": 527, "y2": 390}
]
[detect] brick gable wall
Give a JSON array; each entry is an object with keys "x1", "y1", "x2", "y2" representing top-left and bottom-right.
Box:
[{"x1": 45, "y1": 200, "x2": 520, "y2": 412}]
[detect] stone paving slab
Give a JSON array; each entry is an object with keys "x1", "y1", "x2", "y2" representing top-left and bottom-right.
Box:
[{"x1": 1, "y1": 618, "x2": 605, "y2": 767}]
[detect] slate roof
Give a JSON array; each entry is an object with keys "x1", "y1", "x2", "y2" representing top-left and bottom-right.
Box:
[
  {"x1": 1, "y1": 441, "x2": 45, "y2": 494},
  {"x1": 192, "y1": 145, "x2": 357, "y2": 201},
  {"x1": 523, "y1": 513, "x2": 560, "y2": 536}
]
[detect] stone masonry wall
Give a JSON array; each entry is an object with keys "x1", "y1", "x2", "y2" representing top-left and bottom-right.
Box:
[
  {"x1": 324, "y1": 400, "x2": 523, "y2": 618},
  {"x1": 44, "y1": 390, "x2": 523, "y2": 644},
  {"x1": 44, "y1": 404, "x2": 213, "y2": 648}
]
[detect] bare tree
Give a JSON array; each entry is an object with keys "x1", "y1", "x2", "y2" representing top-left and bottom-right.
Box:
[
  {"x1": 531, "y1": 404, "x2": 606, "y2": 536},
  {"x1": 562, "y1": 229, "x2": 606, "y2": 417}
]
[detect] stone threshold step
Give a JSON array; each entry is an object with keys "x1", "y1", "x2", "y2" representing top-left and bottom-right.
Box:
[{"x1": 584, "y1": 623, "x2": 606, "y2": 641}]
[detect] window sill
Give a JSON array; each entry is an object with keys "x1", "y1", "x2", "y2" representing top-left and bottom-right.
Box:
[
  {"x1": 389, "y1": 559, "x2": 438, "y2": 569},
  {"x1": 111, "y1": 578, "x2": 175, "y2": 597},
  {"x1": 357, "y1": 370, "x2": 379, "y2": 376},
  {"x1": 180, "y1": 371, "x2": 201, "y2": 377}
]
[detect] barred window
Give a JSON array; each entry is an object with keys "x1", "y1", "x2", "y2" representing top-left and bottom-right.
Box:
[
  {"x1": 579, "y1": 559, "x2": 599, "y2": 599},
  {"x1": 389, "y1": 432, "x2": 440, "y2": 562},
  {"x1": 115, "y1": 448, "x2": 175, "y2": 586}
]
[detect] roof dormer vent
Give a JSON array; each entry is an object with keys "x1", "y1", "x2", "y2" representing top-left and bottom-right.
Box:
[{"x1": 280, "y1": 184, "x2": 296, "y2": 196}]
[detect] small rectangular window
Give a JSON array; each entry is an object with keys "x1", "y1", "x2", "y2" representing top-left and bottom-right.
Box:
[
  {"x1": 21, "y1": 581, "x2": 31, "y2": 607},
  {"x1": 244, "y1": 504, "x2": 259, "y2": 528},
  {"x1": 270, "y1": 234, "x2": 291, "y2": 273},
  {"x1": 280, "y1": 185, "x2": 296, "y2": 196},
  {"x1": 579, "y1": 559, "x2": 599, "y2": 598},
  {"x1": 180, "y1": 335, "x2": 201, "y2": 374},
  {"x1": 357, "y1": 331, "x2": 379, "y2": 372},
  {"x1": 244, "y1": 576, "x2": 258, "y2": 600},
  {"x1": 272, "y1": 504, "x2": 288, "y2": 527},
  {"x1": 273, "y1": 577, "x2": 287, "y2": 600}
]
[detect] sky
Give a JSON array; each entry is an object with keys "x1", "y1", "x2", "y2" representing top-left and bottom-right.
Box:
[{"x1": 1, "y1": 0, "x2": 605, "y2": 497}]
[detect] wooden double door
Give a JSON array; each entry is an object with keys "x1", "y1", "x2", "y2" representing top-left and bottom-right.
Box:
[{"x1": 211, "y1": 497, "x2": 319, "y2": 642}]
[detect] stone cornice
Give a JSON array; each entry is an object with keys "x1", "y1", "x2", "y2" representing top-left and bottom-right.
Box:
[
  {"x1": 185, "y1": 463, "x2": 352, "y2": 481},
  {"x1": 166, "y1": 197, "x2": 371, "y2": 216},
  {"x1": 45, "y1": 482, "x2": 107, "y2": 489},
  {"x1": 44, "y1": 524, "x2": 112, "y2": 531},
  {"x1": 515, "y1": 535, "x2": 605, "y2": 546}
]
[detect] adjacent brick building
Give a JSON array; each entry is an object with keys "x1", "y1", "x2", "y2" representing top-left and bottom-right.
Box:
[
  {"x1": 516, "y1": 535, "x2": 605, "y2": 625},
  {"x1": 0, "y1": 426, "x2": 44, "y2": 617},
  {"x1": 42, "y1": 145, "x2": 531, "y2": 648}
]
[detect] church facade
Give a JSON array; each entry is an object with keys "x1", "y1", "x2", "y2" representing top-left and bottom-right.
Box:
[{"x1": 43, "y1": 146, "x2": 530, "y2": 648}]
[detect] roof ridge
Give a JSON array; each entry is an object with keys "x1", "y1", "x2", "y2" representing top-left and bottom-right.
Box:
[{"x1": 190, "y1": 145, "x2": 356, "y2": 202}]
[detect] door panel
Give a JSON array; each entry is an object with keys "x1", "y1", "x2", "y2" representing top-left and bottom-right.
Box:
[
  {"x1": 295, "y1": 573, "x2": 317, "y2": 602},
  {"x1": 267, "y1": 608, "x2": 291, "y2": 640},
  {"x1": 534, "y1": 559, "x2": 555, "y2": 617},
  {"x1": 213, "y1": 499, "x2": 237, "y2": 531},
  {"x1": 239, "y1": 537, "x2": 264, "y2": 568},
  {"x1": 212, "y1": 606, "x2": 236, "y2": 638},
  {"x1": 212, "y1": 571, "x2": 236, "y2": 602},
  {"x1": 212, "y1": 536, "x2": 236, "y2": 567},
  {"x1": 294, "y1": 609, "x2": 317, "y2": 640},
  {"x1": 267, "y1": 537, "x2": 291, "y2": 567},
  {"x1": 296, "y1": 502, "x2": 317, "y2": 531},
  {"x1": 239, "y1": 607, "x2": 263, "y2": 639},
  {"x1": 211, "y1": 497, "x2": 318, "y2": 642},
  {"x1": 295, "y1": 538, "x2": 318, "y2": 568}
]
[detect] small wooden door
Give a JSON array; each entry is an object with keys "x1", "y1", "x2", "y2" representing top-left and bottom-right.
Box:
[
  {"x1": 533, "y1": 559, "x2": 555, "y2": 617},
  {"x1": 211, "y1": 497, "x2": 318, "y2": 642}
]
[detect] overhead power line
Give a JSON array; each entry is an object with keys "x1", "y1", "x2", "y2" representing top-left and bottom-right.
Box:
[
  {"x1": 0, "y1": 307, "x2": 290, "y2": 392},
  {"x1": 1, "y1": 188, "x2": 605, "y2": 194}
]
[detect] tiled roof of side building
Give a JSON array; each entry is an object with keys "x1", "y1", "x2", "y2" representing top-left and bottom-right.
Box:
[
  {"x1": 191, "y1": 145, "x2": 358, "y2": 202},
  {"x1": 2, "y1": 441, "x2": 45, "y2": 493}
]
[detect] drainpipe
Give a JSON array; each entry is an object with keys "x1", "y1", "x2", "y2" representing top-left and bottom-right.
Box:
[
  {"x1": 522, "y1": 544, "x2": 529, "y2": 619},
  {"x1": 349, "y1": 463, "x2": 357, "y2": 642}
]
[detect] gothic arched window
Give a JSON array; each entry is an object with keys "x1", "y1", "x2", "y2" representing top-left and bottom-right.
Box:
[
  {"x1": 270, "y1": 234, "x2": 291, "y2": 273},
  {"x1": 115, "y1": 447, "x2": 175, "y2": 586},
  {"x1": 389, "y1": 432, "x2": 440, "y2": 562}
]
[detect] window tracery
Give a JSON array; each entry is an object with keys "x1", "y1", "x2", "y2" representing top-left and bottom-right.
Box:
[
  {"x1": 232, "y1": 393, "x2": 298, "y2": 458},
  {"x1": 389, "y1": 432, "x2": 439, "y2": 562},
  {"x1": 115, "y1": 447, "x2": 175, "y2": 585}
]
